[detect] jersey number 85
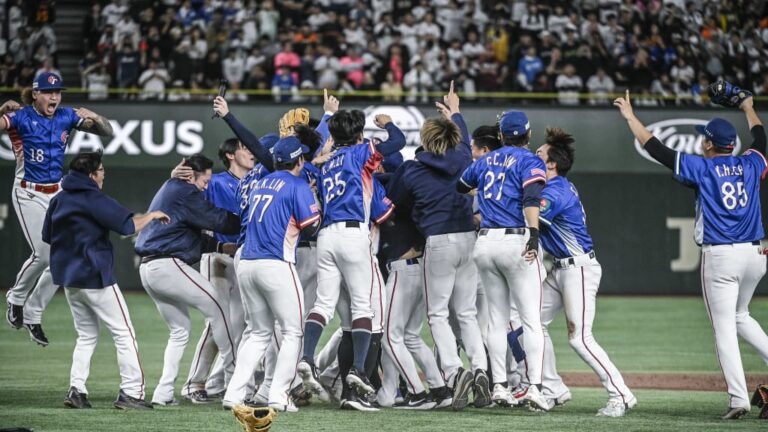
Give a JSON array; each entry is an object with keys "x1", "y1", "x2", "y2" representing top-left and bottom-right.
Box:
[
  {"x1": 323, "y1": 173, "x2": 347, "y2": 204},
  {"x1": 721, "y1": 181, "x2": 748, "y2": 210}
]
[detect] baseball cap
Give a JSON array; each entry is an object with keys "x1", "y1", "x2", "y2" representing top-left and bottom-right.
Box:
[
  {"x1": 33, "y1": 72, "x2": 66, "y2": 91},
  {"x1": 695, "y1": 117, "x2": 737, "y2": 149},
  {"x1": 498, "y1": 110, "x2": 530, "y2": 137},
  {"x1": 272, "y1": 136, "x2": 309, "y2": 163},
  {"x1": 260, "y1": 133, "x2": 280, "y2": 154}
]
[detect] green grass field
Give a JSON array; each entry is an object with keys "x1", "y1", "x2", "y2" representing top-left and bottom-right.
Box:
[{"x1": 1, "y1": 293, "x2": 767, "y2": 431}]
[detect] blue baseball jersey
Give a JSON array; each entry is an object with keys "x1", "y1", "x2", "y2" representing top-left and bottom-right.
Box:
[
  {"x1": 370, "y1": 178, "x2": 394, "y2": 226},
  {"x1": 460, "y1": 146, "x2": 546, "y2": 228},
  {"x1": 4, "y1": 106, "x2": 82, "y2": 184},
  {"x1": 236, "y1": 164, "x2": 271, "y2": 246},
  {"x1": 319, "y1": 141, "x2": 382, "y2": 228},
  {"x1": 241, "y1": 170, "x2": 320, "y2": 262},
  {"x1": 538, "y1": 176, "x2": 594, "y2": 259},
  {"x1": 673, "y1": 150, "x2": 767, "y2": 245},
  {"x1": 205, "y1": 171, "x2": 241, "y2": 243}
]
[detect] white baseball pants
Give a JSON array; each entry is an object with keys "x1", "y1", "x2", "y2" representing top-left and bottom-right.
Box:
[
  {"x1": 8, "y1": 181, "x2": 60, "y2": 324},
  {"x1": 310, "y1": 222, "x2": 374, "y2": 325},
  {"x1": 701, "y1": 243, "x2": 768, "y2": 409},
  {"x1": 296, "y1": 243, "x2": 318, "y2": 313},
  {"x1": 225, "y1": 259, "x2": 304, "y2": 407},
  {"x1": 64, "y1": 285, "x2": 145, "y2": 399},
  {"x1": 183, "y1": 252, "x2": 245, "y2": 396},
  {"x1": 473, "y1": 229, "x2": 545, "y2": 386},
  {"x1": 140, "y1": 258, "x2": 237, "y2": 403},
  {"x1": 423, "y1": 231, "x2": 486, "y2": 383},
  {"x1": 380, "y1": 258, "x2": 445, "y2": 402},
  {"x1": 541, "y1": 257, "x2": 633, "y2": 403}
]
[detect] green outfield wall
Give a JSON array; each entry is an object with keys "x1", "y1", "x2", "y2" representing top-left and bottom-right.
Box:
[{"x1": 1, "y1": 102, "x2": 766, "y2": 294}]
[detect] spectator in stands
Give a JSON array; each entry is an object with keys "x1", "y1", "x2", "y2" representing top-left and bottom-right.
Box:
[
  {"x1": 201, "y1": 49, "x2": 223, "y2": 89},
  {"x1": 16, "y1": 63, "x2": 35, "y2": 88},
  {"x1": 116, "y1": 42, "x2": 140, "y2": 92},
  {"x1": 207, "y1": 8, "x2": 228, "y2": 53},
  {"x1": 170, "y1": 41, "x2": 194, "y2": 87},
  {"x1": 138, "y1": 59, "x2": 170, "y2": 100},
  {"x1": 398, "y1": 13, "x2": 419, "y2": 57},
  {"x1": 0, "y1": 54, "x2": 18, "y2": 88},
  {"x1": 102, "y1": 0, "x2": 128, "y2": 28},
  {"x1": 273, "y1": 42, "x2": 300, "y2": 84},
  {"x1": 380, "y1": 70, "x2": 403, "y2": 102},
  {"x1": 83, "y1": 63, "x2": 110, "y2": 100},
  {"x1": 223, "y1": 48, "x2": 246, "y2": 94},
  {"x1": 115, "y1": 12, "x2": 139, "y2": 50},
  {"x1": 520, "y1": 3, "x2": 546, "y2": 36},
  {"x1": 271, "y1": 65, "x2": 298, "y2": 102},
  {"x1": 34, "y1": 56, "x2": 60, "y2": 80},
  {"x1": 416, "y1": 12, "x2": 441, "y2": 47},
  {"x1": 555, "y1": 63, "x2": 583, "y2": 106},
  {"x1": 517, "y1": 47, "x2": 543, "y2": 91},
  {"x1": 586, "y1": 67, "x2": 615, "y2": 105},
  {"x1": 9, "y1": 27, "x2": 33, "y2": 65},
  {"x1": 244, "y1": 65, "x2": 270, "y2": 92},
  {"x1": 403, "y1": 61, "x2": 432, "y2": 103},
  {"x1": 258, "y1": 1, "x2": 280, "y2": 41},
  {"x1": 437, "y1": 1, "x2": 464, "y2": 43},
  {"x1": 8, "y1": 0, "x2": 26, "y2": 41},
  {"x1": 83, "y1": 3, "x2": 103, "y2": 52},
  {"x1": 462, "y1": 30, "x2": 485, "y2": 61},
  {"x1": 340, "y1": 47, "x2": 365, "y2": 89}
]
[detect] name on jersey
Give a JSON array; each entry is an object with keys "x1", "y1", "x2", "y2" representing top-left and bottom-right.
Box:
[
  {"x1": 484, "y1": 152, "x2": 517, "y2": 168},
  {"x1": 714, "y1": 163, "x2": 744, "y2": 178},
  {"x1": 322, "y1": 154, "x2": 345, "y2": 174},
  {"x1": 253, "y1": 177, "x2": 286, "y2": 192}
]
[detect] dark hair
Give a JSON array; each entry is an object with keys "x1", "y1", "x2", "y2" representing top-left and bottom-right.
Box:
[
  {"x1": 183, "y1": 153, "x2": 214, "y2": 173},
  {"x1": 543, "y1": 127, "x2": 575, "y2": 176},
  {"x1": 713, "y1": 146, "x2": 733, "y2": 154},
  {"x1": 328, "y1": 110, "x2": 365, "y2": 146},
  {"x1": 501, "y1": 131, "x2": 530, "y2": 148},
  {"x1": 294, "y1": 124, "x2": 322, "y2": 160},
  {"x1": 69, "y1": 151, "x2": 103, "y2": 175},
  {"x1": 472, "y1": 125, "x2": 501, "y2": 152},
  {"x1": 217, "y1": 138, "x2": 240, "y2": 168},
  {"x1": 275, "y1": 159, "x2": 301, "y2": 171}
]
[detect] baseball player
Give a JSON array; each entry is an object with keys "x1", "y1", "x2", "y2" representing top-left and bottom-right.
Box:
[
  {"x1": 223, "y1": 136, "x2": 321, "y2": 412},
  {"x1": 2, "y1": 72, "x2": 113, "y2": 346},
  {"x1": 297, "y1": 108, "x2": 383, "y2": 411},
  {"x1": 534, "y1": 127, "x2": 636, "y2": 416},
  {"x1": 43, "y1": 151, "x2": 168, "y2": 410},
  {"x1": 181, "y1": 138, "x2": 254, "y2": 403},
  {"x1": 386, "y1": 82, "x2": 489, "y2": 411},
  {"x1": 458, "y1": 109, "x2": 550, "y2": 411},
  {"x1": 135, "y1": 154, "x2": 241, "y2": 406},
  {"x1": 614, "y1": 89, "x2": 768, "y2": 419}
]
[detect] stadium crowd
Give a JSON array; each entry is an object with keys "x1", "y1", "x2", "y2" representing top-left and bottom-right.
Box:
[
  {"x1": 3, "y1": 0, "x2": 768, "y2": 105},
  {"x1": 0, "y1": 0, "x2": 58, "y2": 92}
]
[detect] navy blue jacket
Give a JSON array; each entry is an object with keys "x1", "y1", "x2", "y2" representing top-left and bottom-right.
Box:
[
  {"x1": 43, "y1": 171, "x2": 135, "y2": 289},
  {"x1": 386, "y1": 113, "x2": 475, "y2": 237},
  {"x1": 135, "y1": 179, "x2": 240, "y2": 264}
]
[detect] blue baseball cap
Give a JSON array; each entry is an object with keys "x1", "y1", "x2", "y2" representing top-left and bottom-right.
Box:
[
  {"x1": 498, "y1": 110, "x2": 530, "y2": 137},
  {"x1": 695, "y1": 117, "x2": 737, "y2": 149},
  {"x1": 272, "y1": 136, "x2": 309, "y2": 163},
  {"x1": 33, "y1": 72, "x2": 66, "y2": 91},
  {"x1": 260, "y1": 133, "x2": 280, "y2": 154}
]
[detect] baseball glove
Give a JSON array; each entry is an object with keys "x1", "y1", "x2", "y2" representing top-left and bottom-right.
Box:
[
  {"x1": 751, "y1": 384, "x2": 768, "y2": 419},
  {"x1": 708, "y1": 80, "x2": 753, "y2": 108},
  {"x1": 278, "y1": 107, "x2": 310, "y2": 137},
  {"x1": 232, "y1": 404, "x2": 277, "y2": 432}
]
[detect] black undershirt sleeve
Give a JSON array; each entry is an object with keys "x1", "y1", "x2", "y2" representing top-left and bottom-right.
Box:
[
  {"x1": 750, "y1": 125, "x2": 766, "y2": 154},
  {"x1": 522, "y1": 181, "x2": 544, "y2": 208},
  {"x1": 644, "y1": 137, "x2": 675, "y2": 170}
]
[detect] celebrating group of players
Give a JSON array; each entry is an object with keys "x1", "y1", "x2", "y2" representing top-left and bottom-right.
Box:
[{"x1": 4, "y1": 72, "x2": 768, "y2": 421}]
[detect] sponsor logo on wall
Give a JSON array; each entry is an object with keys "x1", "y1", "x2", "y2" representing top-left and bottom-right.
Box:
[
  {"x1": 634, "y1": 118, "x2": 742, "y2": 163},
  {"x1": 0, "y1": 120, "x2": 205, "y2": 160}
]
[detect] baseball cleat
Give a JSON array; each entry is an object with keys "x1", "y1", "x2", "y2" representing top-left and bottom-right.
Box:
[
  {"x1": 64, "y1": 386, "x2": 92, "y2": 409},
  {"x1": 245, "y1": 393, "x2": 268, "y2": 407},
  {"x1": 546, "y1": 390, "x2": 573, "y2": 410},
  {"x1": 297, "y1": 358, "x2": 331, "y2": 402},
  {"x1": 491, "y1": 384, "x2": 517, "y2": 407},
  {"x1": 206, "y1": 389, "x2": 225, "y2": 399},
  {"x1": 24, "y1": 323, "x2": 49, "y2": 347},
  {"x1": 340, "y1": 389, "x2": 380, "y2": 412},
  {"x1": 473, "y1": 369, "x2": 491, "y2": 408},
  {"x1": 430, "y1": 386, "x2": 453, "y2": 409},
  {"x1": 151, "y1": 398, "x2": 180, "y2": 407},
  {"x1": 346, "y1": 367, "x2": 375, "y2": 396},
  {"x1": 393, "y1": 391, "x2": 437, "y2": 410},
  {"x1": 290, "y1": 384, "x2": 312, "y2": 407},
  {"x1": 269, "y1": 399, "x2": 299, "y2": 413},
  {"x1": 597, "y1": 399, "x2": 628, "y2": 417},
  {"x1": 721, "y1": 406, "x2": 749, "y2": 420},
  {"x1": 451, "y1": 368, "x2": 474, "y2": 411},
  {"x1": 6, "y1": 302, "x2": 23, "y2": 329},
  {"x1": 515, "y1": 385, "x2": 549, "y2": 412},
  {"x1": 114, "y1": 390, "x2": 153, "y2": 410},
  {"x1": 184, "y1": 390, "x2": 213, "y2": 404}
]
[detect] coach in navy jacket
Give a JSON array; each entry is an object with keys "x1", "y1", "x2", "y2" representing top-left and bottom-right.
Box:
[
  {"x1": 43, "y1": 154, "x2": 169, "y2": 289},
  {"x1": 135, "y1": 154, "x2": 240, "y2": 264}
]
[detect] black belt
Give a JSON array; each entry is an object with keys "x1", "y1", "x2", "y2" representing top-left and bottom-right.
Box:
[
  {"x1": 553, "y1": 250, "x2": 596, "y2": 269},
  {"x1": 140, "y1": 254, "x2": 175, "y2": 264},
  {"x1": 478, "y1": 227, "x2": 526, "y2": 236},
  {"x1": 753, "y1": 241, "x2": 761, "y2": 246},
  {"x1": 344, "y1": 221, "x2": 361, "y2": 228},
  {"x1": 404, "y1": 258, "x2": 420, "y2": 265},
  {"x1": 298, "y1": 240, "x2": 314, "y2": 248}
]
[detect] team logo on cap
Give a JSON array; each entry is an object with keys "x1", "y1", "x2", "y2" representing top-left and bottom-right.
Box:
[{"x1": 48, "y1": 75, "x2": 58, "y2": 85}]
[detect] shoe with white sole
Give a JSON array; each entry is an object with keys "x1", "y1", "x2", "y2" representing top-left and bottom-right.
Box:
[
  {"x1": 491, "y1": 384, "x2": 517, "y2": 407},
  {"x1": 546, "y1": 390, "x2": 573, "y2": 410},
  {"x1": 473, "y1": 370, "x2": 491, "y2": 408},
  {"x1": 151, "y1": 398, "x2": 180, "y2": 407},
  {"x1": 297, "y1": 358, "x2": 331, "y2": 402},
  {"x1": 451, "y1": 368, "x2": 474, "y2": 411},
  {"x1": 340, "y1": 389, "x2": 380, "y2": 412},
  {"x1": 431, "y1": 386, "x2": 453, "y2": 409},
  {"x1": 184, "y1": 390, "x2": 213, "y2": 404},
  {"x1": 269, "y1": 399, "x2": 298, "y2": 413},
  {"x1": 721, "y1": 406, "x2": 749, "y2": 420},
  {"x1": 515, "y1": 385, "x2": 549, "y2": 412},
  {"x1": 346, "y1": 367, "x2": 375, "y2": 396},
  {"x1": 393, "y1": 391, "x2": 437, "y2": 410},
  {"x1": 597, "y1": 396, "x2": 637, "y2": 417}
]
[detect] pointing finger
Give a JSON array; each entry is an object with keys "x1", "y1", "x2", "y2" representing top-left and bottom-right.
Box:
[
  {"x1": 324, "y1": 88, "x2": 328, "y2": 100},
  {"x1": 625, "y1": 89, "x2": 629, "y2": 102},
  {"x1": 449, "y1": 80, "x2": 454, "y2": 94}
]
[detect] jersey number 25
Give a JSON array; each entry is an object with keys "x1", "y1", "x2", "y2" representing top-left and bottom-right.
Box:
[{"x1": 323, "y1": 173, "x2": 347, "y2": 204}]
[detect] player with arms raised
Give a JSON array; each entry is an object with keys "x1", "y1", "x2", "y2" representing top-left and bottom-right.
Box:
[{"x1": 615, "y1": 85, "x2": 768, "y2": 420}]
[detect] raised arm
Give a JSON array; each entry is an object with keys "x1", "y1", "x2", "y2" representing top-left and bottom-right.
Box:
[
  {"x1": 75, "y1": 107, "x2": 114, "y2": 137},
  {"x1": 614, "y1": 90, "x2": 675, "y2": 170},
  {"x1": 372, "y1": 114, "x2": 406, "y2": 156},
  {"x1": 214, "y1": 96, "x2": 274, "y2": 172},
  {"x1": 741, "y1": 97, "x2": 766, "y2": 154},
  {"x1": 0, "y1": 100, "x2": 20, "y2": 131},
  {"x1": 314, "y1": 89, "x2": 339, "y2": 156},
  {"x1": 436, "y1": 80, "x2": 471, "y2": 158}
]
